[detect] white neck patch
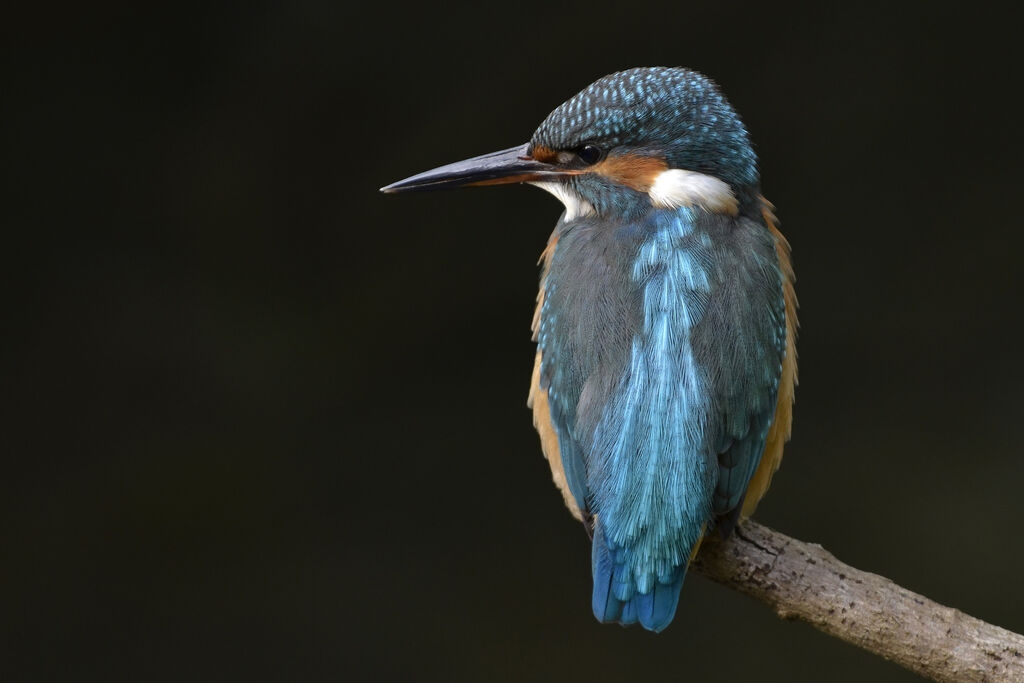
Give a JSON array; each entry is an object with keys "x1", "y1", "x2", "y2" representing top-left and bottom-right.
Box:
[
  {"x1": 529, "y1": 181, "x2": 595, "y2": 221},
  {"x1": 648, "y1": 169, "x2": 738, "y2": 215}
]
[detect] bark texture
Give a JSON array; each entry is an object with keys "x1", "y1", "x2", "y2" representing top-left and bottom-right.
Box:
[{"x1": 692, "y1": 520, "x2": 1024, "y2": 682}]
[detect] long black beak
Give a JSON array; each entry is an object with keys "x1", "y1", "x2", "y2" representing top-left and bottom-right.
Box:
[{"x1": 380, "y1": 143, "x2": 571, "y2": 193}]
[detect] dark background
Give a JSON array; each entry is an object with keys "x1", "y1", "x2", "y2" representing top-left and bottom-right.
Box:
[{"x1": 5, "y1": 3, "x2": 1023, "y2": 681}]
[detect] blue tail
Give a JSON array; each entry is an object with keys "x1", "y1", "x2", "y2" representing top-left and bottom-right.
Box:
[{"x1": 591, "y1": 522, "x2": 686, "y2": 632}]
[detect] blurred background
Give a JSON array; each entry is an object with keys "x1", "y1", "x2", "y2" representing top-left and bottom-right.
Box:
[{"x1": 4, "y1": 2, "x2": 1022, "y2": 681}]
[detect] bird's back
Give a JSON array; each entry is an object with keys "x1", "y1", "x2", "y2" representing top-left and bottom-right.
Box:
[{"x1": 532, "y1": 201, "x2": 788, "y2": 631}]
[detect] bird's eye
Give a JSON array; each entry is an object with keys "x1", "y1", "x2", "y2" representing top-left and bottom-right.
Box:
[{"x1": 576, "y1": 144, "x2": 603, "y2": 165}]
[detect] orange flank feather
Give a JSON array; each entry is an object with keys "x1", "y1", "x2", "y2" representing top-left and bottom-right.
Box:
[
  {"x1": 528, "y1": 352, "x2": 583, "y2": 521},
  {"x1": 527, "y1": 233, "x2": 585, "y2": 521},
  {"x1": 741, "y1": 199, "x2": 798, "y2": 518}
]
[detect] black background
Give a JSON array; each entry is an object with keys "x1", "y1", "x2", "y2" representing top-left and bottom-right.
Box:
[{"x1": 5, "y1": 3, "x2": 1023, "y2": 681}]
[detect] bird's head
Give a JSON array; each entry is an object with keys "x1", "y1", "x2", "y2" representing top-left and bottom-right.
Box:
[{"x1": 382, "y1": 67, "x2": 759, "y2": 220}]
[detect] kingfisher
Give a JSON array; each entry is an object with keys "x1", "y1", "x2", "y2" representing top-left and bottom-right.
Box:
[{"x1": 382, "y1": 67, "x2": 797, "y2": 632}]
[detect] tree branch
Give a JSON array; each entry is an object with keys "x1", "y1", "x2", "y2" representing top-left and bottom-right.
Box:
[{"x1": 692, "y1": 520, "x2": 1024, "y2": 682}]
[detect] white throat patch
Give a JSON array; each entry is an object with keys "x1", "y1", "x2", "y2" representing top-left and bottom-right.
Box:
[
  {"x1": 529, "y1": 181, "x2": 595, "y2": 221},
  {"x1": 648, "y1": 169, "x2": 738, "y2": 215}
]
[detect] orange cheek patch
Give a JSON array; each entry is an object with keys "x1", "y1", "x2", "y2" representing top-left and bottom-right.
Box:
[{"x1": 591, "y1": 154, "x2": 668, "y2": 192}]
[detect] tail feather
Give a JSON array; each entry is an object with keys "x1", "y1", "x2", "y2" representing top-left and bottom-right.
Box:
[{"x1": 591, "y1": 522, "x2": 686, "y2": 632}]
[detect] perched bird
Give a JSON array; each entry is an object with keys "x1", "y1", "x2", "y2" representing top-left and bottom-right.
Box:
[{"x1": 382, "y1": 67, "x2": 797, "y2": 632}]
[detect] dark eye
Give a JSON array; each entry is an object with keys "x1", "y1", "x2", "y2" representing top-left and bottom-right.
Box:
[{"x1": 576, "y1": 144, "x2": 603, "y2": 165}]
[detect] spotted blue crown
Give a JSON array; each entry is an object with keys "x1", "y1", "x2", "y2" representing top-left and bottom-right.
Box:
[{"x1": 531, "y1": 67, "x2": 759, "y2": 191}]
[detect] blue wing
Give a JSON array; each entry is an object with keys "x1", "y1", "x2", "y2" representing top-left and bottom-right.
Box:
[{"x1": 536, "y1": 207, "x2": 786, "y2": 631}]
